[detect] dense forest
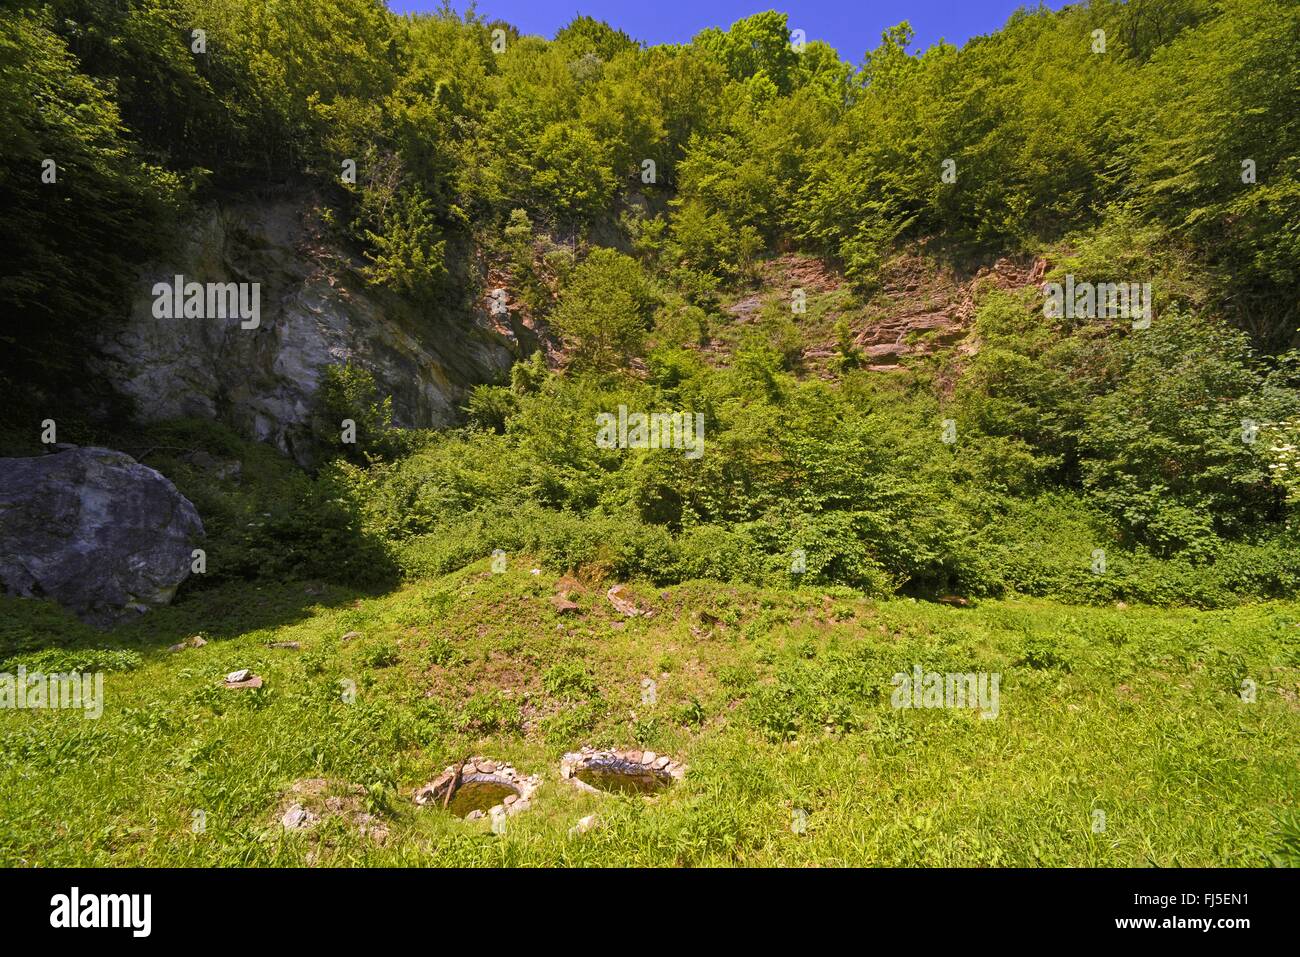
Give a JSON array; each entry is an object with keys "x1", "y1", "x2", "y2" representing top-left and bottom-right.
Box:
[{"x1": 2, "y1": 0, "x2": 1299, "y2": 605}]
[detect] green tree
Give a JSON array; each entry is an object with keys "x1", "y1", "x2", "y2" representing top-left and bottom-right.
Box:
[{"x1": 549, "y1": 249, "x2": 658, "y2": 371}]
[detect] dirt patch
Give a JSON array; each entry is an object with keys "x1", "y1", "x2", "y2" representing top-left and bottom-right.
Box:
[{"x1": 275, "y1": 778, "x2": 389, "y2": 847}]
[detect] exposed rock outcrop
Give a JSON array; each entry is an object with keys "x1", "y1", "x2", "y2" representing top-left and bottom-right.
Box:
[
  {"x1": 849, "y1": 254, "x2": 1048, "y2": 370},
  {"x1": 715, "y1": 251, "x2": 1046, "y2": 379},
  {"x1": 91, "y1": 194, "x2": 528, "y2": 465},
  {"x1": 0, "y1": 447, "x2": 204, "y2": 627}
]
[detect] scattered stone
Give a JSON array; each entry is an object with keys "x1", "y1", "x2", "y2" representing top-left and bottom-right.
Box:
[
  {"x1": 169, "y1": 635, "x2": 207, "y2": 653},
  {"x1": 936, "y1": 595, "x2": 971, "y2": 608},
  {"x1": 355, "y1": 814, "x2": 389, "y2": 845},
  {"x1": 606, "y1": 584, "x2": 651, "y2": 618},
  {"x1": 551, "y1": 594, "x2": 580, "y2": 614},
  {"x1": 341, "y1": 631, "x2": 361, "y2": 642},
  {"x1": 503, "y1": 794, "x2": 518, "y2": 806},
  {"x1": 267, "y1": 641, "x2": 301, "y2": 650},
  {"x1": 568, "y1": 814, "x2": 600, "y2": 838},
  {"x1": 641, "y1": 751, "x2": 657, "y2": 765},
  {"x1": 466, "y1": 810, "x2": 485, "y2": 821},
  {"x1": 223, "y1": 669, "x2": 263, "y2": 689},
  {"x1": 652, "y1": 756, "x2": 670, "y2": 770},
  {"x1": 476, "y1": 760, "x2": 496, "y2": 773},
  {"x1": 275, "y1": 779, "x2": 386, "y2": 846},
  {"x1": 281, "y1": 803, "x2": 318, "y2": 830}
]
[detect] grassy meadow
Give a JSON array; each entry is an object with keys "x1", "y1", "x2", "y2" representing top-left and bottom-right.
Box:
[{"x1": 2, "y1": 565, "x2": 1297, "y2": 867}]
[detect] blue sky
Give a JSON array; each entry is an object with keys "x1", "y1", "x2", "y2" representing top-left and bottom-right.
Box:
[{"x1": 385, "y1": 1, "x2": 1074, "y2": 62}]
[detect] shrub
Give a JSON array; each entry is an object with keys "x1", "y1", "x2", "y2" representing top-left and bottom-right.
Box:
[
  {"x1": 1080, "y1": 315, "x2": 1294, "y2": 557},
  {"x1": 549, "y1": 248, "x2": 659, "y2": 371},
  {"x1": 312, "y1": 363, "x2": 397, "y2": 463},
  {"x1": 542, "y1": 661, "x2": 598, "y2": 701}
]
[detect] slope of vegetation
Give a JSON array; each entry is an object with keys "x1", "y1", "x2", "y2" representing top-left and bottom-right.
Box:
[
  {"x1": 5, "y1": 0, "x2": 1297, "y2": 602},
  {"x1": 2, "y1": 0, "x2": 1299, "y2": 866}
]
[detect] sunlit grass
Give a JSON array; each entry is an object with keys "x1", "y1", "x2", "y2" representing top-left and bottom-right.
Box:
[{"x1": 1, "y1": 563, "x2": 1297, "y2": 866}]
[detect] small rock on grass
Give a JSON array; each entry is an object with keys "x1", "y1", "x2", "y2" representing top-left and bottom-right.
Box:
[
  {"x1": 267, "y1": 641, "x2": 300, "y2": 650},
  {"x1": 281, "y1": 803, "x2": 318, "y2": 830},
  {"x1": 606, "y1": 584, "x2": 648, "y2": 618},
  {"x1": 341, "y1": 631, "x2": 361, "y2": 642},
  {"x1": 223, "y1": 669, "x2": 263, "y2": 689},
  {"x1": 551, "y1": 594, "x2": 580, "y2": 614},
  {"x1": 568, "y1": 814, "x2": 600, "y2": 838}
]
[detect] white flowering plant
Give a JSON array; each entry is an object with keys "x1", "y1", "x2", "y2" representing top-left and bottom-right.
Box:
[{"x1": 1264, "y1": 416, "x2": 1300, "y2": 505}]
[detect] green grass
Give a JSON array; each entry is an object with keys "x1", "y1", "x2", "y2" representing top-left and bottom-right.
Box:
[{"x1": 1, "y1": 562, "x2": 1297, "y2": 866}]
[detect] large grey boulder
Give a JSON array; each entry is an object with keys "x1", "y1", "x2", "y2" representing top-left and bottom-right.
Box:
[{"x1": 0, "y1": 447, "x2": 204, "y2": 627}]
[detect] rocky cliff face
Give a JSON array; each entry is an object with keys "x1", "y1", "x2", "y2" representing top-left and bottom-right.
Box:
[
  {"x1": 0, "y1": 447, "x2": 204, "y2": 627},
  {"x1": 91, "y1": 195, "x2": 527, "y2": 465}
]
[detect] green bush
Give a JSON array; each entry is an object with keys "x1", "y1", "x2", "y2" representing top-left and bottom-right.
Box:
[
  {"x1": 1079, "y1": 315, "x2": 1294, "y2": 557},
  {"x1": 542, "y1": 661, "x2": 598, "y2": 701},
  {"x1": 312, "y1": 363, "x2": 398, "y2": 463},
  {"x1": 549, "y1": 249, "x2": 659, "y2": 371}
]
